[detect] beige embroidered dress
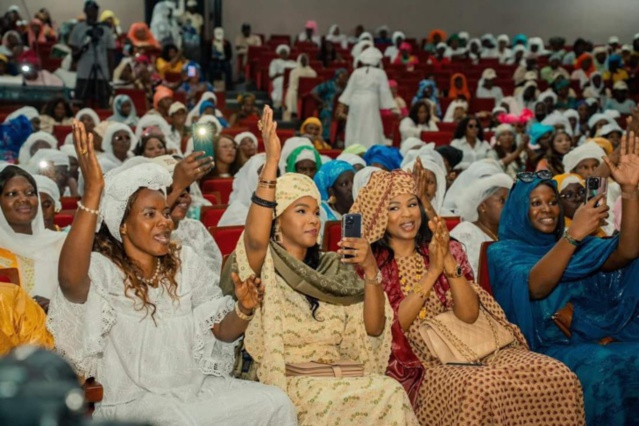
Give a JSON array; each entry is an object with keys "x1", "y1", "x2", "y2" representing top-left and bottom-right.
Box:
[{"x1": 236, "y1": 237, "x2": 419, "y2": 426}]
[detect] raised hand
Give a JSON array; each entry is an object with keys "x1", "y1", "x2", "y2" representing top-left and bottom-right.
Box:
[
  {"x1": 172, "y1": 151, "x2": 214, "y2": 190},
  {"x1": 72, "y1": 119, "x2": 104, "y2": 196},
  {"x1": 232, "y1": 272, "x2": 264, "y2": 312},
  {"x1": 260, "y1": 106, "x2": 281, "y2": 162},
  {"x1": 413, "y1": 157, "x2": 438, "y2": 220},
  {"x1": 603, "y1": 130, "x2": 639, "y2": 191},
  {"x1": 570, "y1": 194, "x2": 609, "y2": 240}
]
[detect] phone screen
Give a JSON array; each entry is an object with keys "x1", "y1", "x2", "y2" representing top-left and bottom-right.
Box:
[
  {"x1": 192, "y1": 123, "x2": 215, "y2": 160},
  {"x1": 341, "y1": 214, "x2": 362, "y2": 259},
  {"x1": 585, "y1": 176, "x2": 607, "y2": 206},
  {"x1": 187, "y1": 66, "x2": 197, "y2": 78}
]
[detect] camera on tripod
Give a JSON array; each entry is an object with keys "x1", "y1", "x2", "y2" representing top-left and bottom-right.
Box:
[{"x1": 85, "y1": 23, "x2": 104, "y2": 45}]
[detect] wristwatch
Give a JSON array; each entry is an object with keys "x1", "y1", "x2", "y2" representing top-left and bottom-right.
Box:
[
  {"x1": 365, "y1": 269, "x2": 383, "y2": 286},
  {"x1": 444, "y1": 264, "x2": 463, "y2": 279}
]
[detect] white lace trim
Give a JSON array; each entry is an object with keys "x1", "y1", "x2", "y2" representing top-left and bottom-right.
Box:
[{"x1": 192, "y1": 297, "x2": 237, "y2": 376}]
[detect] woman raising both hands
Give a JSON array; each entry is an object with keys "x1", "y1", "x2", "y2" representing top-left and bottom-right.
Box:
[
  {"x1": 229, "y1": 106, "x2": 418, "y2": 425},
  {"x1": 489, "y1": 131, "x2": 639, "y2": 425},
  {"x1": 48, "y1": 120, "x2": 297, "y2": 425}
]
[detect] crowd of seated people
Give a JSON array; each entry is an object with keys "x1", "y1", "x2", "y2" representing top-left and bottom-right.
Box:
[{"x1": 2, "y1": 2, "x2": 639, "y2": 425}]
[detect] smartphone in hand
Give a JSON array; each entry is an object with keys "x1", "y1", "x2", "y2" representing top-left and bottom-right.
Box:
[
  {"x1": 192, "y1": 123, "x2": 215, "y2": 160},
  {"x1": 341, "y1": 214, "x2": 362, "y2": 259},
  {"x1": 585, "y1": 176, "x2": 607, "y2": 207}
]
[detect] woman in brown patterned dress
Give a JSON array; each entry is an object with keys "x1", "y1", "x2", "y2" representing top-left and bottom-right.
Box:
[{"x1": 350, "y1": 169, "x2": 585, "y2": 426}]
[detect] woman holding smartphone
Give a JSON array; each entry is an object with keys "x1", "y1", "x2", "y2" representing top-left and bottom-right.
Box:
[
  {"x1": 225, "y1": 106, "x2": 418, "y2": 425},
  {"x1": 353, "y1": 169, "x2": 584, "y2": 425},
  {"x1": 488, "y1": 131, "x2": 639, "y2": 425}
]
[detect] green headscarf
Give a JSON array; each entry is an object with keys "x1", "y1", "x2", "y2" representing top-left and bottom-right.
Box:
[{"x1": 285, "y1": 145, "x2": 322, "y2": 173}]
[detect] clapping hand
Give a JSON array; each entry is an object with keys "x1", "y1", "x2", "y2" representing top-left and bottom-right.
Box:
[
  {"x1": 413, "y1": 157, "x2": 438, "y2": 220},
  {"x1": 232, "y1": 272, "x2": 264, "y2": 312},
  {"x1": 603, "y1": 130, "x2": 639, "y2": 192}
]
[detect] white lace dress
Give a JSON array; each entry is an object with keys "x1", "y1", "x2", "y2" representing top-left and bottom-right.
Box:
[
  {"x1": 47, "y1": 247, "x2": 297, "y2": 426},
  {"x1": 172, "y1": 218, "x2": 223, "y2": 276}
]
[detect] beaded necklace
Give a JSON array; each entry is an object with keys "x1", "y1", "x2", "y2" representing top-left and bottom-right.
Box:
[{"x1": 398, "y1": 252, "x2": 429, "y2": 320}]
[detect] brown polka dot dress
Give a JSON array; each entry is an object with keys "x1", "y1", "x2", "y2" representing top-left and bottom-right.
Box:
[{"x1": 396, "y1": 253, "x2": 585, "y2": 426}]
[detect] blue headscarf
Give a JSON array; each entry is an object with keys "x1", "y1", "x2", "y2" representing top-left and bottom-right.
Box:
[
  {"x1": 412, "y1": 79, "x2": 441, "y2": 116},
  {"x1": 0, "y1": 115, "x2": 32, "y2": 162},
  {"x1": 108, "y1": 94, "x2": 139, "y2": 126},
  {"x1": 313, "y1": 160, "x2": 355, "y2": 200},
  {"x1": 512, "y1": 34, "x2": 528, "y2": 47},
  {"x1": 608, "y1": 54, "x2": 623, "y2": 67},
  {"x1": 528, "y1": 123, "x2": 554, "y2": 147},
  {"x1": 363, "y1": 146, "x2": 402, "y2": 172},
  {"x1": 199, "y1": 100, "x2": 216, "y2": 115},
  {"x1": 487, "y1": 177, "x2": 639, "y2": 350}
]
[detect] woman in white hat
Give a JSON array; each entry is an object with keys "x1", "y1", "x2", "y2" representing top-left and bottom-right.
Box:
[{"x1": 269, "y1": 44, "x2": 296, "y2": 108}]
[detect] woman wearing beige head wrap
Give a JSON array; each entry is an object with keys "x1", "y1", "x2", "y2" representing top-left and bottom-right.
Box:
[{"x1": 228, "y1": 106, "x2": 418, "y2": 425}]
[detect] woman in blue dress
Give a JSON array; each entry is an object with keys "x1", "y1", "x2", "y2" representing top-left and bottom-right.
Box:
[{"x1": 488, "y1": 131, "x2": 639, "y2": 425}]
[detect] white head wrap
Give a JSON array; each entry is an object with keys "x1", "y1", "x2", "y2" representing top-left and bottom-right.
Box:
[
  {"x1": 75, "y1": 108, "x2": 101, "y2": 126},
  {"x1": 234, "y1": 131, "x2": 259, "y2": 149},
  {"x1": 587, "y1": 113, "x2": 613, "y2": 129},
  {"x1": 135, "y1": 114, "x2": 172, "y2": 140},
  {"x1": 279, "y1": 136, "x2": 313, "y2": 174},
  {"x1": 336, "y1": 153, "x2": 366, "y2": 168},
  {"x1": 102, "y1": 122, "x2": 137, "y2": 165},
  {"x1": 443, "y1": 100, "x2": 468, "y2": 123},
  {"x1": 99, "y1": 163, "x2": 172, "y2": 242},
  {"x1": 497, "y1": 34, "x2": 510, "y2": 44},
  {"x1": 457, "y1": 173, "x2": 513, "y2": 222},
  {"x1": 400, "y1": 143, "x2": 446, "y2": 173},
  {"x1": 358, "y1": 47, "x2": 383, "y2": 66},
  {"x1": 186, "y1": 92, "x2": 219, "y2": 126},
  {"x1": 392, "y1": 31, "x2": 405, "y2": 44},
  {"x1": 276, "y1": 44, "x2": 290, "y2": 55},
  {"x1": 603, "y1": 109, "x2": 621, "y2": 120},
  {"x1": 402, "y1": 158, "x2": 447, "y2": 213},
  {"x1": 600, "y1": 123, "x2": 623, "y2": 136},
  {"x1": 352, "y1": 166, "x2": 381, "y2": 200},
  {"x1": 556, "y1": 174, "x2": 584, "y2": 192},
  {"x1": 168, "y1": 101, "x2": 187, "y2": 116},
  {"x1": 59, "y1": 144, "x2": 78, "y2": 160},
  {"x1": 33, "y1": 174, "x2": 61, "y2": 212},
  {"x1": 18, "y1": 132, "x2": 58, "y2": 164},
  {"x1": 4, "y1": 106, "x2": 39, "y2": 123},
  {"x1": 358, "y1": 32, "x2": 373, "y2": 42},
  {"x1": 562, "y1": 142, "x2": 606, "y2": 173},
  {"x1": 542, "y1": 112, "x2": 573, "y2": 136},
  {"x1": 400, "y1": 137, "x2": 426, "y2": 157},
  {"x1": 443, "y1": 159, "x2": 503, "y2": 214},
  {"x1": 28, "y1": 149, "x2": 71, "y2": 171},
  {"x1": 351, "y1": 40, "x2": 373, "y2": 66},
  {"x1": 0, "y1": 165, "x2": 66, "y2": 298}
]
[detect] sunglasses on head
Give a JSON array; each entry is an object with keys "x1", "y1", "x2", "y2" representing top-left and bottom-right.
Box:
[{"x1": 517, "y1": 170, "x2": 553, "y2": 182}]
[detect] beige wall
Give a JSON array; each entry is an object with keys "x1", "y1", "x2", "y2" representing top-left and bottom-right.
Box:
[
  {"x1": 6, "y1": 0, "x2": 637, "y2": 47},
  {"x1": 222, "y1": 0, "x2": 638, "y2": 46}
]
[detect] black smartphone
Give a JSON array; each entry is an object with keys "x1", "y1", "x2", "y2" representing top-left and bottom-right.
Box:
[
  {"x1": 585, "y1": 176, "x2": 607, "y2": 207},
  {"x1": 341, "y1": 214, "x2": 362, "y2": 259}
]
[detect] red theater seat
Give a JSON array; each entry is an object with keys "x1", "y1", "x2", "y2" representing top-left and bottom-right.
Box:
[
  {"x1": 322, "y1": 221, "x2": 342, "y2": 252},
  {"x1": 477, "y1": 241, "x2": 496, "y2": 295},
  {"x1": 200, "y1": 205, "x2": 227, "y2": 228},
  {"x1": 209, "y1": 226, "x2": 244, "y2": 256},
  {"x1": 201, "y1": 178, "x2": 234, "y2": 204}
]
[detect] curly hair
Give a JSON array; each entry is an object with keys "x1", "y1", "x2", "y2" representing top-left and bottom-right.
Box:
[{"x1": 93, "y1": 190, "x2": 181, "y2": 322}]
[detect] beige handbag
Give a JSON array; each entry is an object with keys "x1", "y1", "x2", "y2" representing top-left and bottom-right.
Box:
[
  {"x1": 285, "y1": 361, "x2": 364, "y2": 379},
  {"x1": 419, "y1": 308, "x2": 515, "y2": 365}
]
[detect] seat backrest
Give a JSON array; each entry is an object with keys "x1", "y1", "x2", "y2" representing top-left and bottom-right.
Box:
[
  {"x1": 200, "y1": 205, "x2": 227, "y2": 228},
  {"x1": 53, "y1": 125, "x2": 72, "y2": 148},
  {"x1": 322, "y1": 221, "x2": 342, "y2": 252},
  {"x1": 443, "y1": 216, "x2": 461, "y2": 231},
  {"x1": 208, "y1": 226, "x2": 244, "y2": 257},
  {"x1": 318, "y1": 149, "x2": 343, "y2": 159},
  {"x1": 200, "y1": 178, "x2": 234, "y2": 204},
  {"x1": 54, "y1": 212, "x2": 75, "y2": 229},
  {"x1": 477, "y1": 241, "x2": 496, "y2": 295},
  {"x1": 60, "y1": 196, "x2": 80, "y2": 210},
  {"x1": 0, "y1": 268, "x2": 20, "y2": 285},
  {"x1": 421, "y1": 131, "x2": 454, "y2": 147}
]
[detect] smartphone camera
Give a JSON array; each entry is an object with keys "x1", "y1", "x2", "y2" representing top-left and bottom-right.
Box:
[
  {"x1": 587, "y1": 177, "x2": 600, "y2": 190},
  {"x1": 345, "y1": 216, "x2": 354, "y2": 226}
]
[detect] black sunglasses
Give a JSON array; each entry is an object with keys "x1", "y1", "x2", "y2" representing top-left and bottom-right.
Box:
[{"x1": 517, "y1": 170, "x2": 553, "y2": 182}]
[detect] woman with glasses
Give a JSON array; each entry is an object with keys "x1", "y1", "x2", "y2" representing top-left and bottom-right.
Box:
[
  {"x1": 450, "y1": 116, "x2": 492, "y2": 170},
  {"x1": 553, "y1": 173, "x2": 607, "y2": 238},
  {"x1": 100, "y1": 123, "x2": 136, "y2": 166},
  {"x1": 488, "y1": 131, "x2": 639, "y2": 426}
]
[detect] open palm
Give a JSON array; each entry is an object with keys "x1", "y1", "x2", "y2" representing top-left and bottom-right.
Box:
[
  {"x1": 604, "y1": 131, "x2": 639, "y2": 189},
  {"x1": 260, "y1": 106, "x2": 281, "y2": 162}
]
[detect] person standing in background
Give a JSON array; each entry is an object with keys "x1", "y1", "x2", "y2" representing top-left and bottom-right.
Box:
[
  {"x1": 235, "y1": 23, "x2": 262, "y2": 73},
  {"x1": 69, "y1": 1, "x2": 114, "y2": 109},
  {"x1": 178, "y1": 0, "x2": 203, "y2": 35}
]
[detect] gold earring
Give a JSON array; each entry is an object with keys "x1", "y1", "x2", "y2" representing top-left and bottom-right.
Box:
[
  {"x1": 274, "y1": 221, "x2": 283, "y2": 243},
  {"x1": 328, "y1": 195, "x2": 336, "y2": 205}
]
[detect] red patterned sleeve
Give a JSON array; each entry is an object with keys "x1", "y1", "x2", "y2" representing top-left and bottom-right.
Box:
[{"x1": 449, "y1": 240, "x2": 476, "y2": 283}]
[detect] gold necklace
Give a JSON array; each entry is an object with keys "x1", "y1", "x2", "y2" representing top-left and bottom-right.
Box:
[
  {"x1": 398, "y1": 253, "x2": 429, "y2": 320},
  {"x1": 476, "y1": 222, "x2": 499, "y2": 241}
]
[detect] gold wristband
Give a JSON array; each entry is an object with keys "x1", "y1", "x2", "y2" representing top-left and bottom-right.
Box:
[
  {"x1": 621, "y1": 190, "x2": 639, "y2": 199},
  {"x1": 235, "y1": 301, "x2": 254, "y2": 321}
]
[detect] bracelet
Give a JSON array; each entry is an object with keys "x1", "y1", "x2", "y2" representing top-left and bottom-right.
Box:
[
  {"x1": 258, "y1": 177, "x2": 277, "y2": 186},
  {"x1": 364, "y1": 270, "x2": 382, "y2": 286},
  {"x1": 77, "y1": 200, "x2": 100, "y2": 216},
  {"x1": 235, "y1": 301, "x2": 254, "y2": 321},
  {"x1": 562, "y1": 229, "x2": 581, "y2": 247},
  {"x1": 251, "y1": 192, "x2": 278, "y2": 209},
  {"x1": 416, "y1": 285, "x2": 430, "y2": 299},
  {"x1": 621, "y1": 190, "x2": 639, "y2": 199},
  {"x1": 258, "y1": 180, "x2": 277, "y2": 189}
]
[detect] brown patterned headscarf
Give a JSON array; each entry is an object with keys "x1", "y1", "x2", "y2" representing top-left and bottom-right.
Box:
[{"x1": 350, "y1": 170, "x2": 417, "y2": 243}]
